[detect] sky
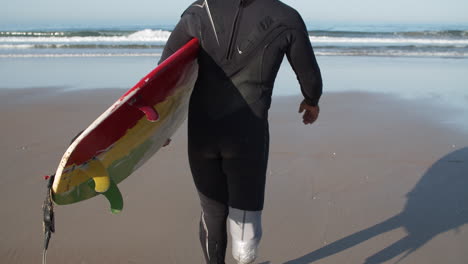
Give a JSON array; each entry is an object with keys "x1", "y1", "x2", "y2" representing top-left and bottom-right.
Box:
[{"x1": 2, "y1": 0, "x2": 468, "y2": 29}]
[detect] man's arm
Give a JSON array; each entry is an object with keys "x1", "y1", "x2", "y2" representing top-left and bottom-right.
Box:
[
  {"x1": 285, "y1": 15, "x2": 322, "y2": 124},
  {"x1": 159, "y1": 13, "x2": 198, "y2": 64},
  {"x1": 159, "y1": 11, "x2": 199, "y2": 147}
]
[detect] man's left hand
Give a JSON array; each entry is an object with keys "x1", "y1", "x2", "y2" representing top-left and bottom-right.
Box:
[{"x1": 299, "y1": 100, "x2": 320, "y2": 125}]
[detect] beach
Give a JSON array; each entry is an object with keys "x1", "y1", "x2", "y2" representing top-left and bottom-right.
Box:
[{"x1": 1, "y1": 51, "x2": 468, "y2": 264}]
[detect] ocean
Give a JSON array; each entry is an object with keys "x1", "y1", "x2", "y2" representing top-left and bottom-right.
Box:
[
  {"x1": 1, "y1": 24, "x2": 467, "y2": 58},
  {"x1": 0, "y1": 24, "x2": 467, "y2": 130}
]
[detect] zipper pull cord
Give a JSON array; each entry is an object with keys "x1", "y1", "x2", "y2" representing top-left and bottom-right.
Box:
[{"x1": 226, "y1": 0, "x2": 244, "y2": 60}]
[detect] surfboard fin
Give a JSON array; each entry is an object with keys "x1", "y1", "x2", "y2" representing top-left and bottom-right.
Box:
[
  {"x1": 102, "y1": 180, "x2": 124, "y2": 214},
  {"x1": 85, "y1": 161, "x2": 123, "y2": 213},
  {"x1": 128, "y1": 95, "x2": 160, "y2": 122},
  {"x1": 87, "y1": 159, "x2": 111, "y2": 193},
  {"x1": 138, "y1": 105, "x2": 160, "y2": 122}
]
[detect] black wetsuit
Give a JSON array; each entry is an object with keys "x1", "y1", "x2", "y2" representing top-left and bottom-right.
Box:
[
  {"x1": 160, "y1": 0, "x2": 322, "y2": 210},
  {"x1": 160, "y1": 1, "x2": 321, "y2": 262}
]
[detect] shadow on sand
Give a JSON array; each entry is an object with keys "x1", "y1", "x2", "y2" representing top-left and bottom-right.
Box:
[{"x1": 285, "y1": 147, "x2": 468, "y2": 264}]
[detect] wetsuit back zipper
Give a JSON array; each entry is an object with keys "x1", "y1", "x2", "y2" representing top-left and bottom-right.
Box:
[{"x1": 226, "y1": 0, "x2": 244, "y2": 60}]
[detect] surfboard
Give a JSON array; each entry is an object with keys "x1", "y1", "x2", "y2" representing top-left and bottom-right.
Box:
[{"x1": 50, "y1": 38, "x2": 199, "y2": 213}]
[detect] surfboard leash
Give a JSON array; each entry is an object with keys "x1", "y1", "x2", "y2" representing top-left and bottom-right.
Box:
[{"x1": 42, "y1": 174, "x2": 55, "y2": 264}]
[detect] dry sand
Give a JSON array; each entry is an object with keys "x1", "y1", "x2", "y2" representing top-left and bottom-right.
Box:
[{"x1": 0, "y1": 88, "x2": 467, "y2": 264}]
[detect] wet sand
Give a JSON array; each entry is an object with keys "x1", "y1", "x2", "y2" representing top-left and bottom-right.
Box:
[{"x1": 0, "y1": 88, "x2": 467, "y2": 264}]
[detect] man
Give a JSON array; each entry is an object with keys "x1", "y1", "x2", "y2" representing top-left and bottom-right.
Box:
[{"x1": 159, "y1": 0, "x2": 322, "y2": 263}]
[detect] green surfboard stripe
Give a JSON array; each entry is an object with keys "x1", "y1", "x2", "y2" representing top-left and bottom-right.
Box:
[{"x1": 107, "y1": 138, "x2": 154, "y2": 184}]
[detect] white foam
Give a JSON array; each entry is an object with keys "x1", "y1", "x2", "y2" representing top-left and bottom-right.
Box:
[
  {"x1": 0, "y1": 53, "x2": 162, "y2": 58},
  {"x1": 127, "y1": 29, "x2": 171, "y2": 41},
  {"x1": 0, "y1": 44, "x2": 35, "y2": 49},
  {"x1": 0, "y1": 29, "x2": 171, "y2": 44},
  {"x1": 2, "y1": 29, "x2": 467, "y2": 47},
  {"x1": 314, "y1": 51, "x2": 467, "y2": 57},
  {"x1": 310, "y1": 36, "x2": 468, "y2": 46},
  {"x1": 1, "y1": 31, "x2": 65, "y2": 36}
]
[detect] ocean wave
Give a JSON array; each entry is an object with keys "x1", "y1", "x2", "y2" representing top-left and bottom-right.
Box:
[
  {"x1": 309, "y1": 36, "x2": 468, "y2": 45},
  {"x1": 314, "y1": 51, "x2": 467, "y2": 58},
  {"x1": 309, "y1": 30, "x2": 468, "y2": 39},
  {"x1": 0, "y1": 44, "x2": 166, "y2": 49},
  {"x1": 2, "y1": 29, "x2": 466, "y2": 47},
  {"x1": 0, "y1": 30, "x2": 132, "y2": 37},
  {"x1": 0, "y1": 44, "x2": 35, "y2": 49},
  {"x1": 1, "y1": 28, "x2": 467, "y2": 58},
  {"x1": 0, "y1": 53, "x2": 162, "y2": 58},
  {"x1": 395, "y1": 30, "x2": 468, "y2": 38},
  {"x1": 0, "y1": 31, "x2": 67, "y2": 37},
  {"x1": 2, "y1": 49, "x2": 465, "y2": 58},
  {"x1": 0, "y1": 29, "x2": 171, "y2": 43}
]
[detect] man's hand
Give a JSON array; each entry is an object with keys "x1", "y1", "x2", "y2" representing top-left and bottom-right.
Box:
[{"x1": 299, "y1": 100, "x2": 320, "y2": 125}]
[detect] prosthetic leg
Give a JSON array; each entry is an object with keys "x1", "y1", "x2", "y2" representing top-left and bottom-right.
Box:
[{"x1": 228, "y1": 208, "x2": 262, "y2": 264}]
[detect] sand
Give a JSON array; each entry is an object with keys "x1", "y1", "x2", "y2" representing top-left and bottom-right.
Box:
[{"x1": 0, "y1": 87, "x2": 467, "y2": 264}]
